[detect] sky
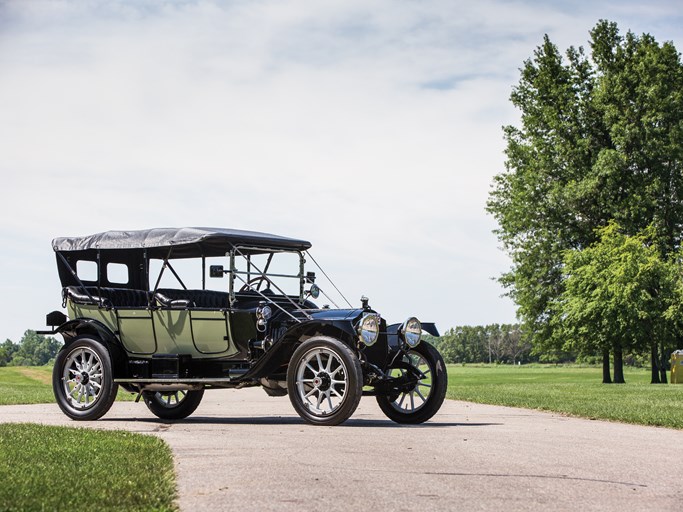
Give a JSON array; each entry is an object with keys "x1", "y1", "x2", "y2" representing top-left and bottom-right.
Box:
[{"x1": 1, "y1": 0, "x2": 682, "y2": 343}]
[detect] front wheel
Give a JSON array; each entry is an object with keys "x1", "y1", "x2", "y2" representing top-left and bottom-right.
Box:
[
  {"x1": 287, "y1": 336, "x2": 363, "y2": 426},
  {"x1": 143, "y1": 389, "x2": 204, "y2": 420},
  {"x1": 376, "y1": 342, "x2": 447, "y2": 424},
  {"x1": 52, "y1": 337, "x2": 119, "y2": 421}
]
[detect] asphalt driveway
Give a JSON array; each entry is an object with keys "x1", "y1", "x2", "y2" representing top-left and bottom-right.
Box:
[{"x1": 1, "y1": 389, "x2": 681, "y2": 511}]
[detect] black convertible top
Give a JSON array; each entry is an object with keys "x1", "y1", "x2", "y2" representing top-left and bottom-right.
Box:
[{"x1": 52, "y1": 227, "x2": 312, "y2": 258}]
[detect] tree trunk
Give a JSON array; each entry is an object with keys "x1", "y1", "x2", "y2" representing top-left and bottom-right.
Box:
[
  {"x1": 613, "y1": 346, "x2": 625, "y2": 384},
  {"x1": 602, "y1": 349, "x2": 612, "y2": 384},
  {"x1": 659, "y1": 342, "x2": 668, "y2": 384},
  {"x1": 651, "y1": 343, "x2": 661, "y2": 384},
  {"x1": 660, "y1": 365, "x2": 668, "y2": 384}
]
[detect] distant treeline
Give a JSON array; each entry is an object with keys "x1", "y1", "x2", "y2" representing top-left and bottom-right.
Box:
[
  {"x1": 3, "y1": 326, "x2": 646, "y2": 368},
  {"x1": 0, "y1": 331, "x2": 61, "y2": 367},
  {"x1": 428, "y1": 324, "x2": 534, "y2": 365},
  {"x1": 428, "y1": 324, "x2": 662, "y2": 366},
  {"x1": 5, "y1": 326, "x2": 538, "y2": 367}
]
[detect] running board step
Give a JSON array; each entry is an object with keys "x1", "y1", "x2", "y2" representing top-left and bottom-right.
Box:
[{"x1": 115, "y1": 377, "x2": 234, "y2": 383}]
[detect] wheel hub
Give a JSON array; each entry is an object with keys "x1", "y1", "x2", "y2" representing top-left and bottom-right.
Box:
[
  {"x1": 313, "y1": 372, "x2": 331, "y2": 391},
  {"x1": 74, "y1": 372, "x2": 90, "y2": 385}
]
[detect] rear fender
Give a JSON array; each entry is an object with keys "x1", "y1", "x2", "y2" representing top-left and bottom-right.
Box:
[{"x1": 56, "y1": 318, "x2": 127, "y2": 378}]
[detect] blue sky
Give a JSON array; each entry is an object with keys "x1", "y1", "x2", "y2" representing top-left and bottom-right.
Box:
[{"x1": 1, "y1": 0, "x2": 682, "y2": 342}]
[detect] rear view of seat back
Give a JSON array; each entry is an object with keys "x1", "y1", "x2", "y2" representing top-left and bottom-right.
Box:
[
  {"x1": 155, "y1": 289, "x2": 230, "y2": 309},
  {"x1": 65, "y1": 286, "x2": 150, "y2": 308}
]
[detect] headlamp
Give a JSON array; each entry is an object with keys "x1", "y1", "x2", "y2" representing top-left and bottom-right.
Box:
[
  {"x1": 400, "y1": 317, "x2": 422, "y2": 348},
  {"x1": 358, "y1": 313, "x2": 380, "y2": 346}
]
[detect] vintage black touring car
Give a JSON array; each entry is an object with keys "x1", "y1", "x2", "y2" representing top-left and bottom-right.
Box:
[{"x1": 42, "y1": 227, "x2": 447, "y2": 426}]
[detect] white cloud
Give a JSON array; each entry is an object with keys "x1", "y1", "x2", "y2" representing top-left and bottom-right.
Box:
[{"x1": 1, "y1": 0, "x2": 682, "y2": 341}]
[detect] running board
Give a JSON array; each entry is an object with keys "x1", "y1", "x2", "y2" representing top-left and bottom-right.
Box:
[{"x1": 115, "y1": 377, "x2": 234, "y2": 384}]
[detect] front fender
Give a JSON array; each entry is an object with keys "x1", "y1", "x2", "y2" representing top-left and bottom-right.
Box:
[
  {"x1": 282, "y1": 319, "x2": 357, "y2": 343},
  {"x1": 238, "y1": 319, "x2": 359, "y2": 381}
]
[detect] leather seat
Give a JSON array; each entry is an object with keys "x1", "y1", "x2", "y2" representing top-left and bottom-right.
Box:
[
  {"x1": 155, "y1": 289, "x2": 229, "y2": 309},
  {"x1": 65, "y1": 286, "x2": 150, "y2": 308}
]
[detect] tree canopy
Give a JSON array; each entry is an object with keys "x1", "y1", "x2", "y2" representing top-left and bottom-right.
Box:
[
  {"x1": 487, "y1": 20, "x2": 683, "y2": 379},
  {"x1": 556, "y1": 222, "x2": 683, "y2": 382},
  {"x1": 0, "y1": 331, "x2": 61, "y2": 367}
]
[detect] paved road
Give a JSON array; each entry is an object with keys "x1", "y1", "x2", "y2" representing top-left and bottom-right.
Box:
[{"x1": 1, "y1": 389, "x2": 681, "y2": 511}]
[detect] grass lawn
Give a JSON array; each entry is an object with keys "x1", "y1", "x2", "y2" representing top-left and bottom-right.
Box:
[
  {"x1": 0, "y1": 367, "x2": 177, "y2": 511},
  {"x1": 447, "y1": 364, "x2": 683, "y2": 429},
  {"x1": 0, "y1": 423, "x2": 177, "y2": 512},
  {"x1": 0, "y1": 366, "x2": 55, "y2": 405},
  {"x1": 2, "y1": 364, "x2": 681, "y2": 429},
  {"x1": 0, "y1": 366, "x2": 136, "y2": 406}
]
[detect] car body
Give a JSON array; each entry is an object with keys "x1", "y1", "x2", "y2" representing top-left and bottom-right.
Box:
[{"x1": 42, "y1": 227, "x2": 447, "y2": 426}]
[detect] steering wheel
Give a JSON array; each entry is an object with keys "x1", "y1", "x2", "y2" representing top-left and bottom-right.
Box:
[{"x1": 239, "y1": 277, "x2": 269, "y2": 292}]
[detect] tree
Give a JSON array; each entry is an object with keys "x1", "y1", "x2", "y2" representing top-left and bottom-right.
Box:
[
  {"x1": 433, "y1": 324, "x2": 530, "y2": 364},
  {"x1": 487, "y1": 20, "x2": 683, "y2": 373},
  {"x1": 10, "y1": 331, "x2": 61, "y2": 366},
  {"x1": 434, "y1": 326, "x2": 488, "y2": 364},
  {"x1": 557, "y1": 222, "x2": 682, "y2": 383},
  {"x1": 0, "y1": 339, "x2": 18, "y2": 367},
  {"x1": 504, "y1": 326, "x2": 531, "y2": 365},
  {"x1": 487, "y1": 325, "x2": 508, "y2": 363}
]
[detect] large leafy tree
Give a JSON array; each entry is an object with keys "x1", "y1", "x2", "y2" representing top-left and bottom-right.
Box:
[
  {"x1": 487, "y1": 20, "x2": 683, "y2": 374},
  {"x1": 557, "y1": 222, "x2": 682, "y2": 383}
]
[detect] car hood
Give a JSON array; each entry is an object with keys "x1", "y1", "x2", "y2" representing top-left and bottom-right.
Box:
[{"x1": 290, "y1": 308, "x2": 367, "y2": 323}]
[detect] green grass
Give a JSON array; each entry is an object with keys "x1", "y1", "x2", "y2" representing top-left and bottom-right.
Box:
[
  {"x1": 447, "y1": 364, "x2": 683, "y2": 429},
  {"x1": 0, "y1": 366, "x2": 55, "y2": 405},
  {"x1": 0, "y1": 366, "x2": 136, "y2": 405},
  {"x1": 0, "y1": 423, "x2": 177, "y2": 512},
  {"x1": 3, "y1": 364, "x2": 682, "y2": 429},
  {"x1": 0, "y1": 368, "x2": 177, "y2": 511}
]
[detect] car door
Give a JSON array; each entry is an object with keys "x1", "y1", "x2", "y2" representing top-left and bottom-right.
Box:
[{"x1": 190, "y1": 309, "x2": 235, "y2": 355}]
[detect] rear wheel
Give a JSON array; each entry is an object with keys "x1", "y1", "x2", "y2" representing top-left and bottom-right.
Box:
[
  {"x1": 287, "y1": 336, "x2": 363, "y2": 426},
  {"x1": 376, "y1": 342, "x2": 447, "y2": 424},
  {"x1": 143, "y1": 389, "x2": 204, "y2": 420},
  {"x1": 53, "y1": 337, "x2": 118, "y2": 421}
]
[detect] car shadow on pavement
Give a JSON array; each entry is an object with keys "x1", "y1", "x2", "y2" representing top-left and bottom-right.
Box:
[
  {"x1": 102, "y1": 416, "x2": 500, "y2": 428},
  {"x1": 342, "y1": 419, "x2": 500, "y2": 428}
]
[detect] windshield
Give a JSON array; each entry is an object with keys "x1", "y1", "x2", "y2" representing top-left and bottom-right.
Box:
[
  {"x1": 146, "y1": 247, "x2": 351, "y2": 310},
  {"x1": 230, "y1": 249, "x2": 303, "y2": 297},
  {"x1": 147, "y1": 248, "x2": 305, "y2": 298}
]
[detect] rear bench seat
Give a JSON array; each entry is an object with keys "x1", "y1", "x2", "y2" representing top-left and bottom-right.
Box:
[
  {"x1": 65, "y1": 286, "x2": 297, "y2": 311},
  {"x1": 66, "y1": 286, "x2": 230, "y2": 309},
  {"x1": 65, "y1": 286, "x2": 150, "y2": 309}
]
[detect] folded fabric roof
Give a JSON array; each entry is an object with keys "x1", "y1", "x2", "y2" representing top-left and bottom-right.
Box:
[{"x1": 52, "y1": 227, "x2": 312, "y2": 258}]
